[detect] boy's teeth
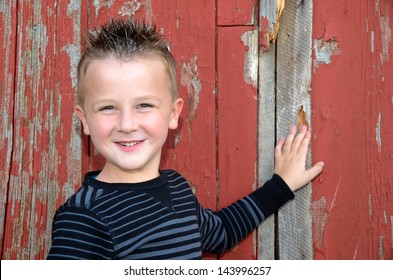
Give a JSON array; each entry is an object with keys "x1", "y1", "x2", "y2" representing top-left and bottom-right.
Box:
[{"x1": 120, "y1": 142, "x2": 139, "y2": 147}]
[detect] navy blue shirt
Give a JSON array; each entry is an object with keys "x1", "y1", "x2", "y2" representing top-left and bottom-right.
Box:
[{"x1": 47, "y1": 170, "x2": 293, "y2": 259}]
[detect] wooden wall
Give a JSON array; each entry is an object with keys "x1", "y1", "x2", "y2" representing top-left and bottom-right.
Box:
[
  {"x1": 311, "y1": 0, "x2": 393, "y2": 259},
  {"x1": 0, "y1": 0, "x2": 392, "y2": 260}
]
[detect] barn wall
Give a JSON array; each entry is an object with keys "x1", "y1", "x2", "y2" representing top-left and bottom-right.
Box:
[
  {"x1": 1, "y1": 0, "x2": 392, "y2": 260},
  {"x1": 311, "y1": 0, "x2": 393, "y2": 259}
]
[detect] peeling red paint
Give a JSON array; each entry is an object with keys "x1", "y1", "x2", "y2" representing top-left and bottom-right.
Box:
[
  {"x1": 313, "y1": 38, "x2": 341, "y2": 70},
  {"x1": 217, "y1": 0, "x2": 257, "y2": 26},
  {"x1": 217, "y1": 25, "x2": 258, "y2": 260},
  {"x1": 180, "y1": 55, "x2": 201, "y2": 122},
  {"x1": 312, "y1": 0, "x2": 393, "y2": 259},
  {"x1": 259, "y1": 16, "x2": 271, "y2": 51},
  {"x1": 2, "y1": 0, "x2": 392, "y2": 261}
]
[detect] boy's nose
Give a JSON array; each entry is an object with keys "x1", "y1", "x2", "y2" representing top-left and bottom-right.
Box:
[{"x1": 117, "y1": 110, "x2": 138, "y2": 133}]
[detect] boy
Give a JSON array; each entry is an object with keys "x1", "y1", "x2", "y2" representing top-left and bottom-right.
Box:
[{"x1": 47, "y1": 19, "x2": 324, "y2": 260}]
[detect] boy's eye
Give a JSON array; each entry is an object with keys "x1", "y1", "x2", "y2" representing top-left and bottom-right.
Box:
[
  {"x1": 138, "y1": 103, "x2": 153, "y2": 109},
  {"x1": 99, "y1": 105, "x2": 115, "y2": 111}
]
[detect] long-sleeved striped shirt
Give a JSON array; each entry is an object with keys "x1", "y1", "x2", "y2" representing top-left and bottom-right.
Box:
[{"x1": 47, "y1": 170, "x2": 294, "y2": 259}]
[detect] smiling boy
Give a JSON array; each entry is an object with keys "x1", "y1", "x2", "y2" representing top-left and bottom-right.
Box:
[
  {"x1": 47, "y1": 19, "x2": 324, "y2": 260},
  {"x1": 76, "y1": 55, "x2": 183, "y2": 183}
]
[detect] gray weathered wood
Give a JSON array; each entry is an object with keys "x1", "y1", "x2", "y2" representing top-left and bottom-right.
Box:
[
  {"x1": 276, "y1": 0, "x2": 313, "y2": 259},
  {"x1": 258, "y1": 0, "x2": 278, "y2": 260}
]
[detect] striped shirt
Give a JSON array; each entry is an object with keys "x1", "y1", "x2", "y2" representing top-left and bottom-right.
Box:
[{"x1": 47, "y1": 170, "x2": 294, "y2": 259}]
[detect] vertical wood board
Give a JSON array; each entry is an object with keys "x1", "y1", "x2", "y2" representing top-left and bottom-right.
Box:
[
  {"x1": 0, "y1": 0, "x2": 17, "y2": 256},
  {"x1": 257, "y1": 0, "x2": 278, "y2": 260},
  {"x1": 276, "y1": 0, "x2": 313, "y2": 260},
  {"x1": 311, "y1": 0, "x2": 393, "y2": 259},
  {"x1": 2, "y1": 0, "x2": 84, "y2": 259},
  {"x1": 217, "y1": 25, "x2": 258, "y2": 259},
  {"x1": 217, "y1": 0, "x2": 258, "y2": 26}
]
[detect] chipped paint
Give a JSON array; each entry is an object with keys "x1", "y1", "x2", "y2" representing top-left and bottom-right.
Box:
[
  {"x1": 268, "y1": 0, "x2": 285, "y2": 44},
  {"x1": 62, "y1": 44, "x2": 80, "y2": 89},
  {"x1": 352, "y1": 242, "x2": 359, "y2": 259},
  {"x1": 371, "y1": 30, "x2": 375, "y2": 53},
  {"x1": 312, "y1": 196, "x2": 329, "y2": 250},
  {"x1": 297, "y1": 105, "x2": 309, "y2": 129},
  {"x1": 313, "y1": 38, "x2": 341, "y2": 70},
  {"x1": 376, "y1": 1, "x2": 391, "y2": 64},
  {"x1": 180, "y1": 55, "x2": 201, "y2": 122},
  {"x1": 259, "y1": 0, "x2": 285, "y2": 51},
  {"x1": 376, "y1": 112, "x2": 382, "y2": 152},
  {"x1": 117, "y1": 0, "x2": 153, "y2": 22},
  {"x1": 391, "y1": 216, "x2": 393, "y2": 249},
  {"x1": 93, "y1": 0, "x2": 115, "y2": 17},
  {"x1": 241, "y1": 30, "x2": 258, "y2": 87},
  {"x1": 379, "y1": 235, "x2": 384, "y2": 258},
  {"x1": 118, "y1": 1, "x2": 141, "y2": 16}
]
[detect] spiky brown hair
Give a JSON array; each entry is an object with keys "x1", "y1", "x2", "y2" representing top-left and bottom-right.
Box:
[{"x1": 76, "y1": 19, "x2": 178, "y2": 106}]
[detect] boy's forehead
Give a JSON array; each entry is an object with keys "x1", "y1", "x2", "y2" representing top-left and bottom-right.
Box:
[
  {"x1": 82, "y1": 55, "x2": 173, "y2": 97},
  {"x1": 85, "y1": 54, "x2": 168, "y2": 75}
]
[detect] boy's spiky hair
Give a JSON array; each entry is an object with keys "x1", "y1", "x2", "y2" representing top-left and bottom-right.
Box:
[{"x1": 77, "y1": 18, "x2": 178, "y2": 105}]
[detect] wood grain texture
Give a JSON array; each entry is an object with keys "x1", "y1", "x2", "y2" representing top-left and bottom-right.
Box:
[
  {"x1": 1, "y1": 0, "x2": 84, "y2": 259},
  {"x1": 257, "y1": 0, "x2": 278, "y2": 260},
  {"x1": 2, "y1": 0, "x2": 391, "y2": 260},
  {"x1": 217, "y1": 0, "x2": 258, "y2": 26},
  {"x1": 217, "y1": 25, "x2": 258, "y2": 259},
  {"x1": 311, "y1": 0, "x2": 393, "y2": 259},
  {"x1": 0, "y1": 0, "x2": 17, "y2": 257},
  {"x1": 276, "y1": 0, "x2": 313, "y2": 260}
]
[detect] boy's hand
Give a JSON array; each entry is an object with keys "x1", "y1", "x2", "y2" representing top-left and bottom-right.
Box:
[{"x1": 274, "y1": 125, "x2": 324, "y2": 192}]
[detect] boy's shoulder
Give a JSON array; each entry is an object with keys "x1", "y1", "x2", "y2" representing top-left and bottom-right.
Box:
[
  {"x1": 161, "y1": 169, "x2": 191, "y2": 188},
  {"x1": 60, "y1": 169, "x2": 189, "y2": 207}
]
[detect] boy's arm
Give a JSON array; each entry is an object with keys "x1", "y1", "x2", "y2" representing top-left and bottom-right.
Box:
[{"x1": 198, "y1": 125, "x2": 324, "y2": 254}]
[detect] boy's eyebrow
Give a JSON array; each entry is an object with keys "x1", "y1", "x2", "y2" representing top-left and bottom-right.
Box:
[{"x1": 90, "y1": 95, "x2": 163, "y2": 106}]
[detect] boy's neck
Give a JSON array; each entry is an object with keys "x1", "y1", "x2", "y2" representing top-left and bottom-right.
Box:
[{"x1": 95, "y1": 165, "x2": 160, "y2": 183}]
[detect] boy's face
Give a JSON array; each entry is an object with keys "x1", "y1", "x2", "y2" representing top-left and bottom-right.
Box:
[{"x1": 76, "y1": 55, "x2": 183, "y2": 183}]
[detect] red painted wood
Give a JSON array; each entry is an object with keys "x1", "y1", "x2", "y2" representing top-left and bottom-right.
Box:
[
  {"x1": 311, "y1": 0, "x2": 393, "y2": 259},
  {"x1": 0, "y1": 0, "x2": 17, "y2": 257},
  {"x1": 217, "y1": 26, "x2": 258, "y2": 259},
  {"x1": 217, "y1": 0, "x2": 258, "y2": 26},
  {"x1": 3, "y1": 0, "x2": 391, "y2": 261},
  {"x1": 1, "y1": 0, "x2": 83, "y2": 259}
]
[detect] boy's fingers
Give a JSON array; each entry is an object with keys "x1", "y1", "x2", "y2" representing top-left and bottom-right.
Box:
[
  {"x1": 291, "y1": 126, "x2": 306, "y2": 152},
  {"x1": 306, "y1": 161, "x2": 325, "y2": 181},
  {"x1": 297, "y1": 131, "x2": 311, "y2": 157},
  {"x1": 275, "y1": 137, "x2": 285, "y2": 158},
  {"x1": 282, "y1": 125, "x2": 297, "y2": 154}
]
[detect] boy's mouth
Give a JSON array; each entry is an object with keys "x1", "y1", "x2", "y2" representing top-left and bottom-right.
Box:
[{"x1": 118, "y1": 141, "x2": 143, "y2": 147}]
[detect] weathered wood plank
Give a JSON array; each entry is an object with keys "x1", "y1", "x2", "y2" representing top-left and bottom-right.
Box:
[
  {"x1": 2, "y1": 0, "x2": 83, "y2": 259},
  {"x1": 0, "y1": 0, "x2": 17, "y2": 258},
  {"x1": 217, "y1": 25, "x2": 258, "y2": 259},
  {"x1": 257, "y1": 0, "x2": 278, "y2": 260},
  {"x1": 217, "y1": 0, "x2": 258, "y2": 26},
  {"x1": 276, "y1": 0, "x2": 313, "y2": 259},
  {"x1": 311, "y1": 0, "x2": 393, "y2": 259}
]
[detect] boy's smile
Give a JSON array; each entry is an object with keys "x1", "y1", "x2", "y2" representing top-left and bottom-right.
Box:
[{"x1": 76, "y1": 55, "x2": 183, "y2": 183}]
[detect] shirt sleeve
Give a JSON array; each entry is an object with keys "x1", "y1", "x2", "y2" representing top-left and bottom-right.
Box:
[
  {"x1": 197, "y1": 174, "x2": 294, "y2": 254},
  {"x1": 47, "y1": 206, "x2": 114, "y2": 260}
]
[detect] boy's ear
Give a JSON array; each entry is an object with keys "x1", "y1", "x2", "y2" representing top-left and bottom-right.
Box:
[
  {"x1": 75, "y1": 105, "x2": 91, "y2": 135},
  {"x1": 169, "y1": 98, "x2": 184, "y2": 130}
]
